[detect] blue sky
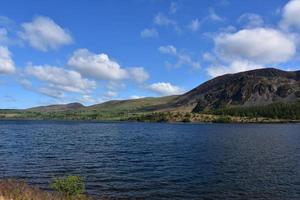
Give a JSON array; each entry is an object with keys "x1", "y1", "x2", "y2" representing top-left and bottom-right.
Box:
[{"x1": 0, "y1": 0, "x2": 299, "y2": 108}]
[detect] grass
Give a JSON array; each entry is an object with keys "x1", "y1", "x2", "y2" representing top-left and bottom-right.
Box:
[
  {"x1": 0, "y1": 176, "x2": 111, "y2": 200},
  {"x1": 0, "y1": 179, "x2": 69, "y2": 200}
]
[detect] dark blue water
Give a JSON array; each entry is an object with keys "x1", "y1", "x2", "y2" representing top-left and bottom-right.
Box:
[{"x1": 0, "y1": 120, "x2": 299, "y2": 199}]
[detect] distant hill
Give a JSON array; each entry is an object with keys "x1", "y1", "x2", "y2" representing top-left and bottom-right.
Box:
[
  {"x1": 28, "y1": 102, "x2": 85, "y2": 112},
  {"x1": 3, "y1": 68, "x2": 299, "y2": 122},
  {"x1": 27, "y1": 68, "x2": 300, "y2": 113},
  {"x1": 86, "y1": 95, "x2": 178, "y2": 113}
]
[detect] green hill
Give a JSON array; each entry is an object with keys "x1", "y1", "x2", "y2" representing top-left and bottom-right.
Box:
[{"x1": 1, "y1": 68, "x2": 299, "y2": 122}]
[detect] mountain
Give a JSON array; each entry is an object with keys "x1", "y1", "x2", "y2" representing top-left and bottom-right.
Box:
[
  {"x1": 168, "y1": 68, "x2": 300, "y2": 112},
  {"x1": 2, "y1": 68, "x2": 299, "y2": 121},
  {"x1": 28, "y1": 102, "x2": 85, "y2": 112},
  {"x1": 65, "y1": 68, "x2": 300, "y2": 113},
  {"x1": 27, "y1": 68, "x2": 300, "y2": 113}
]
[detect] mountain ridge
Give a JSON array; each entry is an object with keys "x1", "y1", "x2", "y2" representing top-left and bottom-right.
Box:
[
  {"x1": 1, "y1": 68, "x2": 299, "y2": 122},
  {"x1": 26, "y1": 68, "x2": 300, "y2": 114}
]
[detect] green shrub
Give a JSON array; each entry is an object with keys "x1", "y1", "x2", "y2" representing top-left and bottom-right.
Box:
[{"x1": 50, "y1": 175, "x2": 85, "y2": 198}]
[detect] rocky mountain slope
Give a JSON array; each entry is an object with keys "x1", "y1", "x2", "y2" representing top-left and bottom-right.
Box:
[{"x1": 169, "y1": 68, "x2": 300, "y2": 112}]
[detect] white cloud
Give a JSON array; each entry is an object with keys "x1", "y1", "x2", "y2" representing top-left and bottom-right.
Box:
[
  {"x1": 159, "y1": 45, "x2": 200, "y2": 69},
  {"x1": 68, "y1": 48, "x2": 149, "y2": 83},
  {"x1": 238, "y1": 13, "x2": 264, "y2": 28},
  {"x1": 0, "y1": 46, "x2": 15, "y2": 74},
  {"x1": 188, "y1": 19, "x2": 201, "y2": 31},
  {"x1": 206, "y1": 60, "x2": 263, "y2": 77},
  {"x1": 129, "y1": 67, "x2": 149, "y2": 83},
  {"x1": 148, "y1": 82, "x2": 183, "y2": 96},
  {"x1": 280, "y1": 0, "x2": 300, "y2": 30},
  {"x1": 159, "y1": 45, "x2": 177, "y2": 55},
  {"x1": 140, "y1": 28, "x2": 158, "y2": 38},
  {"x1": 154, "y1": 13, "x2": 174, "y2": 26},
  {"x1": 215, "y1": 28, "x2": 296, "y2": 64},
  {"x1": 26, "y1": 65, "x2": 96, "y2": 94},
  {"x1": 153, "y1": 13, "x2": 180, "y2": 32},
  {"x1": 129, "y1": 95, "x2": 145, "y2": 99},
  {"x1": 19, "y1": 16, "x2": 73, "y2": 51},
  {"x1": 68, "y1": 48, "x2": 128, "y2": 81},
  {"x1": 105, "y1": 90, "x2": 118, "y2": 98}
]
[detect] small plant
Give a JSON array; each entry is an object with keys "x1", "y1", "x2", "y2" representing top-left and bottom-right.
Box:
[{"x1": 50, "y1": 175, "x2": 85, "y2": 199}]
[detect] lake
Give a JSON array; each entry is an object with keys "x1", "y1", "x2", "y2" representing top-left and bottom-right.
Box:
[{"x1": 0, "y1": 120, "x2": 299, "y2": 199}]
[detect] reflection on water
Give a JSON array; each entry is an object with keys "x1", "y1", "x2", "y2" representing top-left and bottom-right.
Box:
[{"x1": 0, "y1": 121, "x2": 300, "y2": 199}]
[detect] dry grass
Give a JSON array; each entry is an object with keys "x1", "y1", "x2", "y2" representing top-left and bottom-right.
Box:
[{"x1": 0, "y1": 179, "x2": 97, "y2": 200}]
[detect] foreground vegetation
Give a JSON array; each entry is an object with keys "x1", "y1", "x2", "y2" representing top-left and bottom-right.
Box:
[{"x1": 0, "y1": 176, "x2": 93, "y2": 200}]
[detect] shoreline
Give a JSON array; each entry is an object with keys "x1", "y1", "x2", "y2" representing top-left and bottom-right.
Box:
[{"x1": 0, "y1": 117, "x2": 299, "y2": 124}]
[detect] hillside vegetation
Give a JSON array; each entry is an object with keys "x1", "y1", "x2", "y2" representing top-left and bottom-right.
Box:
[{"x1": 1, "y1": 68, "x2": 299, "y2": 123}]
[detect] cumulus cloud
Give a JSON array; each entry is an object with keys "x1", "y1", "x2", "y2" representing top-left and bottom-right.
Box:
[
  {"x1": 206, "y1": 60, "x2": 263, "y2": 77},
  {"x1": 238, "y1": 13, "x2": 264, "y2": 28},
  {"x1": 140, "y1": 28, "x2": 158, "y2": 38},
  {"x1": 68, "y1": 48, "x2": 149, "y2": 83},
  {"x1": 68, "y1": 48, "x2": 128, "y2": 81},
  {"x1": 129, "y1": 67, "x2": 149, "y2": 83},
  {"x1": 148, "y1": 82, "x2": 184, "y2": 96},
  {"x1": 280, "y1": 0, "x2": 300, "y2": 30},
  {"x1": 159, "y1": 45, "x2": 200, "y2": 69},
  {"x1": 214, "y1": 28, "x2": 296, "y2": 64},
  {"x1": 19, "y1": 16, "x2": 73, "y2": 51},
  {"x1": 26, "y1": 65, "x2": 96, "y2": 94},
  {"x1": 0, "y1": 46, "x2": 15, "y2": 74}
]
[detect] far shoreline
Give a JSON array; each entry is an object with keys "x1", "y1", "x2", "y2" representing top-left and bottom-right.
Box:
[{"x1": 0, "y1": 118, "x2": 299, "y2": 124}]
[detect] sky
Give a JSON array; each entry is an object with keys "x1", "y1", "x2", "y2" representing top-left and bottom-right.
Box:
[{"x1": 0, "y1": 0, "x2": 299, "y2": 108}]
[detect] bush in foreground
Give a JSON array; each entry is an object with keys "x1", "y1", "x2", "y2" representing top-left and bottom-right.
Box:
[{"x1": 50, "y1": 176, "x2": 85, "y2": 199}]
